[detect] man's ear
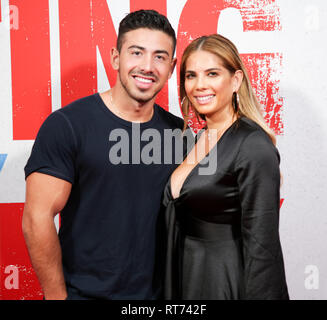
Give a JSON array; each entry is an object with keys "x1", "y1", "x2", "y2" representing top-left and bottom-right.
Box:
[
  {"x1": 111, "y1": 47, "x2": 119, "y2": 70},
  {"x1": 168, "y1": 57, "x2": 177, "y2": 79}
]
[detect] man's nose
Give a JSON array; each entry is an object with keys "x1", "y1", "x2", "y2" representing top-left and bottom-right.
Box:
[{"x1": 140, "y1": 54, "x2": 154, "y2": 73}]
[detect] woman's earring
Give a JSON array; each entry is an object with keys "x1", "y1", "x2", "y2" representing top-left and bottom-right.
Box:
[{"x1": 233, "y1": 92, "x2": 239, "y2": 113}]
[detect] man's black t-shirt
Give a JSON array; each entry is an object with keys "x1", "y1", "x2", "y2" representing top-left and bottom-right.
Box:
[{"x1": 24, "y1": 93, "x2": 187, "y2": 299}]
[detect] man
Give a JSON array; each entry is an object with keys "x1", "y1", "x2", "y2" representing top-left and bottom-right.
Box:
[{"x1": 22, "y1": 10, "x2": 188, "y2": 300}]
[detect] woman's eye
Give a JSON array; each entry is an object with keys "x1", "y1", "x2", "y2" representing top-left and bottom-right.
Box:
[
  {"x1": 186, "y1": 74, "x2": 195, "y2": 79},
  {"x1": 208, "y1": 72, "x2": 218, "y2": 77}
]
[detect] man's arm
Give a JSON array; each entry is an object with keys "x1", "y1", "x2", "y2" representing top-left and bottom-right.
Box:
[{"x1": 22, "y1": 172, "x2": 72, "y2": 300}]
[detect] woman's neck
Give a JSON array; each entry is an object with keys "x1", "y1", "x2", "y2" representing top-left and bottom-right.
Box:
[{"x1": 205, "y1": 106, "x2": 236, "y2": 131}]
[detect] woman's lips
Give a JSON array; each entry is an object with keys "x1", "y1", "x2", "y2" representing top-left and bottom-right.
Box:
[{"x1": 195, "y1": 94, "x2": 215, "y2": 104}]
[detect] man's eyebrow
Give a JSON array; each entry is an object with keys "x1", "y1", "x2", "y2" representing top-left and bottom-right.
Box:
[
  {"x1": 154, "y1": 50, "x2": 170, "y2": 56},
  {"x1": 128, "y1": 45, "x2": 170, "y2": 56},
  {"x1": 128, "y1": 45, "x2": 145, "y2": 51}
]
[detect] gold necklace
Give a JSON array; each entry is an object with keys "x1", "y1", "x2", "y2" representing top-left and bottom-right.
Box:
[{"x1": 109, "y1": 90, "x2": 124, "y2": 118}]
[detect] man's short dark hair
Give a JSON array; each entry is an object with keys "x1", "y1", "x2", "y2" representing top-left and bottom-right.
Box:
[{"x1": 117, "y1": 10, "x2": 176, "y2": 56}]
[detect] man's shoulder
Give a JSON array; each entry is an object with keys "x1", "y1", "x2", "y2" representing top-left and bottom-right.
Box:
[
  {"x1": 59, "y1": 93, "x2": 99, "y2": 115},
  {"x1": 48, "y1": 93, "x2": 103, "y2": 130},
  {"x1": 155, "y1": 104, "x2": 184, "y2": 130}
]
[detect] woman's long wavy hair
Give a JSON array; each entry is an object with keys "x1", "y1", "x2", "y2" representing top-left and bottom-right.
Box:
[{"x1": 180, "y1": 34, "x2": 276, "y2": 145}]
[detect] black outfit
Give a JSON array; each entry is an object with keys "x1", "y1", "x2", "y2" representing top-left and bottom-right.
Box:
[
  {"x1": 162, "y1": 117, "x2": 289, "y2": 300},
  {"x1": 25, "y1": 93, "x2": 187, "y2": 300}
]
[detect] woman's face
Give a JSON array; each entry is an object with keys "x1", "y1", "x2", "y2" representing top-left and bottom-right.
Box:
[{"x1": 184, "y1": 50, "x2": 238, "y2": 120}]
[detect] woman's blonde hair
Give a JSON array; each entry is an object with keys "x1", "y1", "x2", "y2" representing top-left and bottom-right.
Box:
[{"x1": 180, "y1": 34, "x2": 276, "y2": 145}]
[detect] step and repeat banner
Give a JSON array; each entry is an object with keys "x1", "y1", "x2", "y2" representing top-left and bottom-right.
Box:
[{"x1": 0, "y1": 0, "x2": 326, "y2": 300}]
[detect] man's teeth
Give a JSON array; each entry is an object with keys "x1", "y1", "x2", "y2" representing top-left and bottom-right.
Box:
[
  {"x1": 197, "y1": 95, "x2": 215, "y2": 102},
  {"x1": 135, "y1": 77, "x2": 153, "y2": 83}
]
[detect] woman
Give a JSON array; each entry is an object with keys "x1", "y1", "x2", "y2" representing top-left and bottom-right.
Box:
[{"x1": 162, "y1": 34, "x2": 289, "y2": 300}]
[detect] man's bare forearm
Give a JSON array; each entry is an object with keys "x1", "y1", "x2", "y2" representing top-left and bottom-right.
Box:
[{"x1": 22, "y1": 211, "x2": 67, "y2": 300}]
